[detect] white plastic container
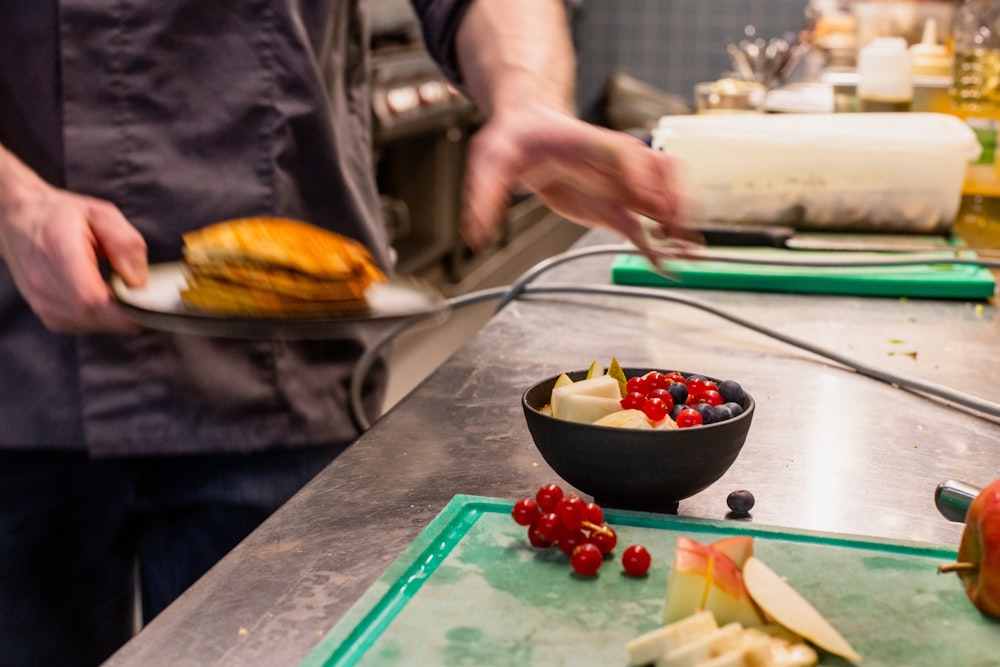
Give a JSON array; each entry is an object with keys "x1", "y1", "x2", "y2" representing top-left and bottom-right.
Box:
[{"x1": 652, "y1": 112, "x2": 981, "y2": 232}]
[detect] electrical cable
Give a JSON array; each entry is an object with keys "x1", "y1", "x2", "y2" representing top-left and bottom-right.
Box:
[{"x1": 349, "y1": 244, "x2": 1000, "y2": 432}]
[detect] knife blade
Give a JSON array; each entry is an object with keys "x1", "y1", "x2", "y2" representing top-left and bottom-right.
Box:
[{"x1": 693, "y1": 223, "x2": 961, "y2": 253}]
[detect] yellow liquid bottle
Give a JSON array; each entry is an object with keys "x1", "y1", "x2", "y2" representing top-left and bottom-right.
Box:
[{"x1": 949, "y1": 0, "x2": 1000, "y2": 227}]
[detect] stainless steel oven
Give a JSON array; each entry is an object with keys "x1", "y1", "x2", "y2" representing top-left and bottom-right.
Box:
[{"x1": 369, "y1": 1, "x2": 586, "y2": 288}]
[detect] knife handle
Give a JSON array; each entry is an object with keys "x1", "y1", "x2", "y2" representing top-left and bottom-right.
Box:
[
  {"x1": 692, "y1": 224, "x2": 795, "y2": 248},
  {"x1": 935, "y1": 480, "x2": 981, "y2": 523}
]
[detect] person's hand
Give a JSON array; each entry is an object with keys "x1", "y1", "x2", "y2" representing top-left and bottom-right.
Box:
[
  {"x1": 0, "y1": 175, "x2": 148, "y2": 334},
  {"x1": 461, "y1": 103, "x2": 688, "y2": 258}
]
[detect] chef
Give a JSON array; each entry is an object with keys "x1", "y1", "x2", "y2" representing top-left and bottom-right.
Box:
[{"x1": 0, "y1": 1, "x2": 682, "y2": 665}]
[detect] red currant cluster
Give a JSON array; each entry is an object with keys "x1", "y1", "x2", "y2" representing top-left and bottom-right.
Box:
[
  {"x1": 620, "y1": 371, "x2": 744, "y2": 428},
  {"x1": 512, "y1": 483, "x2": 651, "y2": 577}
]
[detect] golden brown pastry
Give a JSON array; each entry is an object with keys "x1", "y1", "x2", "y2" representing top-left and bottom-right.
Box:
[{"x1": 179, "y1": 217, "x2": 386, "y2": 317}]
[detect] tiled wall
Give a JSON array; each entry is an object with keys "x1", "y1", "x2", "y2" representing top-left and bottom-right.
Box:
[{"x1": 575, "y1": 0, "x2": 809, "y2": 116}]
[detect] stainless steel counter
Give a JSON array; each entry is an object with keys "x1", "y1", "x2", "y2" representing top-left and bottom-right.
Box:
[{"x1": 104, "y1": 230, "x2": 1000, "y2": 666}]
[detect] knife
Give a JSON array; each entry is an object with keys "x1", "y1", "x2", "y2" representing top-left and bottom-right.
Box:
[
  {"x1": 693, "y1": 223, "x2": 960, "y2": 253},
  {"x1": 935, "y1": 480, "x2": 981, "y2": 523}
]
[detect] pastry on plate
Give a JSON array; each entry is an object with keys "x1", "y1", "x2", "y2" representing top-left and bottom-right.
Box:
[{"x1": 179, "y1": 217, "x2": 386, "y2": 317}]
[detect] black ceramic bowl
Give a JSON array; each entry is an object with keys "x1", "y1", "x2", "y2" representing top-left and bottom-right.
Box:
[{"x1": 521, "y1": 368, "x2": 754, "y2": 512}]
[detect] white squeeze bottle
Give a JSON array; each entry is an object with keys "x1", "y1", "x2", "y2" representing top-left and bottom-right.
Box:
[{"x1": 857, "y1": 36, "x2": 913, "y2": 112}]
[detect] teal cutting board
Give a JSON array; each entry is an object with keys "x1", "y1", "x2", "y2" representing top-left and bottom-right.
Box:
[
  {"x1": 610, "y1": 252, "x2": 996, "y2": 299},
  {"x1": 302, "y1": 495, "x2": 999, "y2": 667}
]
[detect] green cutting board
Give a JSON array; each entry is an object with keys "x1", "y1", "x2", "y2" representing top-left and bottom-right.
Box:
[
  {"x1": 302, "y1": 495, "x2": 998, "y2": 667},
  {"x1": 610, "y1": 252, "x2": 996, "y2": 299}
]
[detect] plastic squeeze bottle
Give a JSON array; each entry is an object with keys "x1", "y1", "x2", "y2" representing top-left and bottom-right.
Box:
[{"x1": 857, "y1": 37, "x2": 913, "y2": 112}]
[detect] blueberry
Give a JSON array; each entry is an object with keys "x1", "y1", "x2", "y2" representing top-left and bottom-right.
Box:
[
  {"x1": 669, "y1": 403, "x2": 687, "y2": 420},
  {"x1": 722, "y1": 401, "x2": 744, "y2": 418},
  {"x1": 727, "y1": 490, "x2": 755, "y2": 516},
  {"x1": 666, "y1": 382, "x2": 688, "y2": 406},
  {"x1": 692, "y1": 402, "x2": 717, "y2": 423},
  {"x1": 710, "y1": 404, "x2": 734, "y2": 422},
  {"x1": 717, "y1": 380, "x2": 745, "y2": 406}
]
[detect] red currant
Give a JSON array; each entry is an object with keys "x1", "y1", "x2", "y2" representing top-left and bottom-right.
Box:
[
  {"x1": 559, "y1": 529, "x2": 589, "y2": 556},
  {"x1": 646, "y1": 388, "x2": 675, "y2": 412},
  {"x1": 511, "y1": 498, "x2": 540, "y2": 526},
  {"x1": 665, "y1": 372, "x2": 686, "y2": 385},
  {"x1": 584, "y1": 501, "x2": 604, "y2": 525},
  {"x1": 622, "y1": 545, "x2": 651, "y2": 576},
  {"x1": 641, "y1": 397, "x2": 669, "y2": 422},
  {"x1": 625, "y1": 376, "x2": 646, "y2": 395},
  {"x1": 570, "y1": 543, "x2": 603, "y2": 576},
  {"x1": 535, "y1": 512, "x2": 565, "y2": 543},
  {"x1": 620, "y1": 391, "x2": 646, "y2": 411},
  {"x1": 675, "y1": 408, "x2": 703, "y2": 428},
  {"x1": 589, "y1": 525, "x2": 618, "y2": 555},
  {"x1": 535, "y1": 483, "x2": 564, "y2": 513},
  {"x1": 555, "y1": 495, "x2": 587, "y2": 531},
  {"x1": 687, "y1": 377, "x2": 717, "y2": 398},
  {"x1": 700, "y1": 389, "x2": 723, "y2": 407},
  {"x1": 527, "y1": 522, "x2": 554, "y2": 548},
  {"x1": 644, "y1": 371, "x2": 668, "y2": 392}
]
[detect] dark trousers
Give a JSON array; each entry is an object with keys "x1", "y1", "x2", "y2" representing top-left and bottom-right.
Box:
[{"x1": 0, "y1": 445, "x2": 345, "y2": 667}]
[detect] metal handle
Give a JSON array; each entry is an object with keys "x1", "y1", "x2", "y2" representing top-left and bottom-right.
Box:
[{"x1": 934, "y1": 480, "x2": 981, "y2": 523}]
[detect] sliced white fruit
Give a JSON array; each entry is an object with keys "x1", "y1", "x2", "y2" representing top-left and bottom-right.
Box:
[
  {"x1": 553, "y1": 373, "x2": 574, "y2": 390},
  {"x1": 554, "y1": 395, "x2": 622, "y2": 424},
  {"x1": 608, "y1": 357, "x2": 628, "y2": 396},
  {"x1": 625, "y1": 610, "x2": 718, "y2": 667},
  {"x1": 742, "y1": 557, "x2": 861, "y2": 665},
  {"x1": 593, "y1": 409, "x2": 653, "y2": 429},
  {"x1": 655, "y1": 622, "x2": 744, "y2": 667},
  {"x1": 654, "y1": 416, "x2": 679, "y2": 430},
  {"x1": 743, "y1": 627, "x2": 818, "y2": 667},
  {"x1": 689, "y1": 648, "x2": 753, "y2": 667},
  {"x1": 550, "y1": 375, "x2": 624, "y2": 423},
  {"x1": 585, "y1": 360, "x2": 603, "y2": 379}
]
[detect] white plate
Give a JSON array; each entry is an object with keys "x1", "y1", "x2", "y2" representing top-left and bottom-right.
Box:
[{"x1": 111, "y1": 262, "x2": 448, "y2": 339}]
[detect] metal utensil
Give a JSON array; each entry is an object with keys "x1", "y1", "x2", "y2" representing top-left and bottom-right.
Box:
[{"x1": 935, "y1": 480, "x2": 981, "y2": 523}]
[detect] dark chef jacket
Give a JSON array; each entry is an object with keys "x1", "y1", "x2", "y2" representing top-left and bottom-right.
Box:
[{"x1": 0, "y1": 0, "x2": 469, "y2": 455}]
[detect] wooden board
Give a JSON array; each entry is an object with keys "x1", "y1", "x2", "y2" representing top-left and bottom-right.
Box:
[{"x1": 302, "y1": 495, "x2": 998, "y2": 667}]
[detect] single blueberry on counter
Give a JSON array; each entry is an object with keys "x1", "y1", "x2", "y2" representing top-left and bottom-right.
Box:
[{"x1": 727, "y1": 489, "x2": 755, "y2": 516}]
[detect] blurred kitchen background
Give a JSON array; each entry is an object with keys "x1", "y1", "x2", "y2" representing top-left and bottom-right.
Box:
[{"x1": 375, "y1": 0, "x2": 968, "y2": 411}]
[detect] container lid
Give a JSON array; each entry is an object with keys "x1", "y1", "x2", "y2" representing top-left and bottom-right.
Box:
[{"x1": 653, "y1": 112, "x2": 982, "y2": 159}]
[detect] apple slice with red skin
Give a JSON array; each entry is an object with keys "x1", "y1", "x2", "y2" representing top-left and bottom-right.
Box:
[
  {"x1": 939, "y1": 478, "x2": 1000, "y2": 619},
  {"x1": 712, "y1": 535, "x2": 754, "y2": 569},
  {"x1": 662, "y1": 537, "x2": 762, "y2": 628}
]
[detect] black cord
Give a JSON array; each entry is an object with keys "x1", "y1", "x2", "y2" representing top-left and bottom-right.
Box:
[{"x1": 349, "y1": 244, "x2": 1000, "y2": 432}]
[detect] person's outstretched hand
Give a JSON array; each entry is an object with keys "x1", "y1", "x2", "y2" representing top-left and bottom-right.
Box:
[
  {"x1": 0, "y1": 154, "x2": 147, "y2": 333},
  {"x1": 461, "y1": 103, "x2": 687, "y2": 258}
]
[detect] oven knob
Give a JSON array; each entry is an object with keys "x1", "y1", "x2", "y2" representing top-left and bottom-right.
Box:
[
  {"x1": 418, "y1": 80, "x2": 448, "y2": 106},
  {"x1": 385, "y1": 86, "x2": 419, "y2": 115}
]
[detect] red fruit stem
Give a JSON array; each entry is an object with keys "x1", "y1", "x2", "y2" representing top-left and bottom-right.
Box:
[{"x1": 582, "y1": 520, "x2": 613, "y2": 537}]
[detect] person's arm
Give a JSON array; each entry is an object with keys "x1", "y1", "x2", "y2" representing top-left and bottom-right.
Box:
[
  {"x1": 0, "y1": 142, "x2": 147, "y2": 333},
  {"x1": 449, "y1": 0, "x2": 685, "y2": 255}
]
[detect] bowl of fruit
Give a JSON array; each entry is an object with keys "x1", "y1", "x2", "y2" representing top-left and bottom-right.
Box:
[{"x1": 521, "y1": 360, "x2": 754, "y2": 512}]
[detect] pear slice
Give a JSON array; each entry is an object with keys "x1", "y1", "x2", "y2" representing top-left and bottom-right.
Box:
[
  {"x1": 656, "y1": 622, "x2": 744, "y2": 667},
  {"x1": 742, "y1": 557, "x2": 862, "y2": 665},
  {"x1": 624, "y1": 610, "x2": 718, "y2": 667},
  {"x1": 608, "y1": 357, "x2": 628, "y2": 397},
  {"x1": 593, "y1": 409, "x2": 653, "y2": 429},
  {"x1": 585, "y1": 360, "x2": 603, "y2": 379},
  {"x1": 553, "y1": 372, "x2": 573, "y2": 390}
]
